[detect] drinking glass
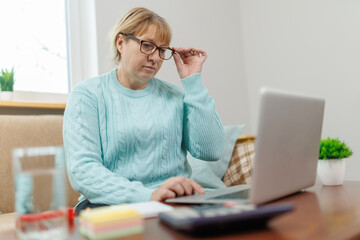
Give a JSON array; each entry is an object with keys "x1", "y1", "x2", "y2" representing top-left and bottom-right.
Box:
[{"x1": 12, "y1": 146, "x2": 68, "y2": 240}]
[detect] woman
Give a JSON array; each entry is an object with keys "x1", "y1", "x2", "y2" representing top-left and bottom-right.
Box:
[{"x1": 63, "y1": 7, "x2": 225, "y2": 214}]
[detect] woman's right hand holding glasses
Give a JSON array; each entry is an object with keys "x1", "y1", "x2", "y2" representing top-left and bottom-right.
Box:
[{"x1": 172, "y1": 47, "x2": 207, "y2": 79}]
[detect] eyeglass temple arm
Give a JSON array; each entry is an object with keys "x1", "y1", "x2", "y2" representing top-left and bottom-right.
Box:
[{"x1": 120, "y1": 33, "x2": 140, "y2": 42}]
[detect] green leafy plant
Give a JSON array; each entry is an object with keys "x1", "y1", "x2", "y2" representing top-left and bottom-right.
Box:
[
  {"x1": 319, "y1": 137, "x2": 353, "y2": 160},
  {"x1": 0, "y1": 67, "x2": 15, "y2": 91}
]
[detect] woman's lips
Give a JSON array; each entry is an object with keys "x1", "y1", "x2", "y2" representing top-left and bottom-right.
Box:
[{"x1": 144, "y1": 66, "x2": 155, "y2": 71}]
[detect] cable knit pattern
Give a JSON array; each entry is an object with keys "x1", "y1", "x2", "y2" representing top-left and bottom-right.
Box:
[{"x1": 63, "y1": 69, "x2": 225, "y2": 205}]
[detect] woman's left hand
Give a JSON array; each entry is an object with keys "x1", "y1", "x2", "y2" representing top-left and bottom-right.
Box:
[{"x1": 173, "y1": 47, "x2": 207, "y2": 79}]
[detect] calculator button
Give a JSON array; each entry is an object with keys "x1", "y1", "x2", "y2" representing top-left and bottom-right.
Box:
[
  {"x1": 166, "y1": 208, "x2": 201, "y2": 219},
  {"x1": 232, "y1": 204, "x2": 255, "y2": 211},
  {"x1": 224, "y1": 208, "x2": 240, "y2": 213},
  {"x1": 215, "y1": 209, "x2": 230, "y2": 216},
  {"x1": 202, "y1": 211, "x2": 217, "y2": 218}
]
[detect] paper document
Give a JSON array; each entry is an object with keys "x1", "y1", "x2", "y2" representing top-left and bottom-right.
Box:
[{"x1": 126, "y1": 201, "x2": 174, "y2": 219}]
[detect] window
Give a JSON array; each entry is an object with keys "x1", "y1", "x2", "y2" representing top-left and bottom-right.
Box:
[{"x1": 0, "y1": 0, "x2": 69, "y2": 94}]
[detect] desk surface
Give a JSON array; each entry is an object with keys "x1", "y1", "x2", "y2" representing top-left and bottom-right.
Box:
[{"x1": 2, "y1": 181, "x2": 360, "y2": 240}]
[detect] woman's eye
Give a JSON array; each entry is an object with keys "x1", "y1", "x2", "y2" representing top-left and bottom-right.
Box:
[{"x1": 143, "y1": 43, "x2": 154, "y2": 50}]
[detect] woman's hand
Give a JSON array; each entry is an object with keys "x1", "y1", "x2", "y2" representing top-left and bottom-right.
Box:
[
  {"x1": 150, "y1": 176, "x2": 205, "y2": 202},
  {"x1": 172, "y1": 47, "x2": 207, "y2": 79}
]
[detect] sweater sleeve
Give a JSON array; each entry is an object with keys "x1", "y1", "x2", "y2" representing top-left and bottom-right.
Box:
[
  {"x1": 181, "y1": 73, "x2": 225, "y2": 161},
  {"x1": 63, "y1": 85, "x2": 154, "y2": 204}
]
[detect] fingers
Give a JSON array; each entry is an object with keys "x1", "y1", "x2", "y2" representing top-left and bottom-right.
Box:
[
  {"x1": 165, "y1": 177, "x2": 193, "y2": 196},
  {"x1": 171, "y1": 177, "x2": 204, "y2": 195},
  {"x1": 151, "y1": 177, "x2": 205, "y2": 201},
  {"x1": 172, "y1": 47, "x2": 207, "y2": 79},
  {"x1": 186, "y1": 178, "x2": 205, "y2": 194},
  {"x1": 150, "y1": 188, "x2": 176, "y2": 201},
  {"x1": 172, "y1": 181, "x2": 186, "y2": 196},
  {"x1": 173, "y1": 47, "x2": 207, "y2": 59},
  {"x1": 181, "y1": 179, "x2": 195, "y2": 195},
  {"x1": 172, "y1": 51, "x2": 183, "y2": 66}
]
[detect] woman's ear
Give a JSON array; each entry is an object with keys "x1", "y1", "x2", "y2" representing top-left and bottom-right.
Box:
[{"x1": 116, "y1": 34, "x2": 123, "y2": 53}]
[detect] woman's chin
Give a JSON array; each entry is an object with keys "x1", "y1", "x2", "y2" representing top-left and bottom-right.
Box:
[{"x1": 140, "y1": 73, "x2": 156, "y2": 80}]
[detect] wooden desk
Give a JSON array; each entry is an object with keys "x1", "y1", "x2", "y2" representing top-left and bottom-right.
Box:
[
  {"x1": 2, "y1": 181, "x2": 360, "y2": 239},
  {"x1": 145, "y1": 181, "x2": 360, "y2": 240}
]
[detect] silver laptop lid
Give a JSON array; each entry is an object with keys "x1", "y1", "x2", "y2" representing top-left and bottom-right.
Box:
[{"x1": 250, "y1": 87, "x2": 325, "y2": 204}]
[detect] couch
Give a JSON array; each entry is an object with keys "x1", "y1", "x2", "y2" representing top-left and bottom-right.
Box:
[{"x1": 0, "y1": 115, "x2": 255, "y2": 232}]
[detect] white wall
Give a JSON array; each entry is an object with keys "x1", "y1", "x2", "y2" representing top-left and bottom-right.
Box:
[
  {"x1": 239, "y1": 0, "x2": 360, "y2": 180},
  {"x1": 93, "y1": 0, "x2": 250, "y2": 128}
]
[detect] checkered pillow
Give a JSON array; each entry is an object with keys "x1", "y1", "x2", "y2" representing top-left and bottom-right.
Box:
[{"x1": 222, "y1": 135, "x2": 255, "y2": 187}]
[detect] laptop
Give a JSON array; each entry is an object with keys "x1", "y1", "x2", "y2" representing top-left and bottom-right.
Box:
[{"x1": 166, "y1": 87, "x2": 325, "y2": 205}]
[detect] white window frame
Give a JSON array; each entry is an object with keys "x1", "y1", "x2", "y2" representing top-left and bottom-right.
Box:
[
  {"x1": 67, "y1": 0, "x2": 99, "y2": 91},
  {"x1": 11, "y1": 0, "x2": 99, "y2": 103}
]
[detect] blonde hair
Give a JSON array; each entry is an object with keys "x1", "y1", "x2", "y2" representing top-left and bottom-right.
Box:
[{"x1": 109, "y1": 7, "x2": 172, "y2": 63}]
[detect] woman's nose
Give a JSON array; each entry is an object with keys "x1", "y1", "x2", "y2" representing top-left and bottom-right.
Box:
[{"x1": 147, "y1": 49, "x2": 162, "y2": 61}]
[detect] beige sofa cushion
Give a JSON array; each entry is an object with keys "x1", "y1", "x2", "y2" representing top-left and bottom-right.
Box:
[{"x1": 0, "y1": 115, "x2": 79, "y2": 214}]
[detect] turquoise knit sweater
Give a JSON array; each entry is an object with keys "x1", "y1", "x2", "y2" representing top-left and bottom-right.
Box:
[{"x1": 63, "y1": 69, "x2": 225, "y2": 205}]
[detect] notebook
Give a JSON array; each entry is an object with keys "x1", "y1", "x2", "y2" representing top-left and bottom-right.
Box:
[{"x1": 166, "y1": 87, "x2": 325, "y2": 205}]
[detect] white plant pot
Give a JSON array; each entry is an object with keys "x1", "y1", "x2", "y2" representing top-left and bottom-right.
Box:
[
  {"x1": 317, "y1": 159, "x2": 346, "y2": 186},
  {"x1": 0, "y1": 91, "x2": 13, "y2": 100}
]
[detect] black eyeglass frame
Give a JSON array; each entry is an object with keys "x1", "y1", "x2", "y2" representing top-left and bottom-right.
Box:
[{"x1": 120, "y1": 33, "x2": 175, "y2": 60}]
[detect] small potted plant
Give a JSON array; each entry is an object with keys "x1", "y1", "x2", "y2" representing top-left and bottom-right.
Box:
[
  {"x1": 0, "y1": 67, "x2": 15, "y2": 100},
  {"x1": 317, "y1": 137, "x2": 353, "y2": 186}
]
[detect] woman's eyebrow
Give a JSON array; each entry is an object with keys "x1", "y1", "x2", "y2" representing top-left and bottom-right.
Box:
[{"x1": 142, "y1": 38, "x2": 168, "y2": 47}]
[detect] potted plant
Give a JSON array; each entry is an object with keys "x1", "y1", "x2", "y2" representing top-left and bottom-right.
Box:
[
  {"x1": 0, "y1": 67, "x2": 15, "y2": 100},
  {"x1": 317, "y1": 137, "x2": 353, "y2": 186}
]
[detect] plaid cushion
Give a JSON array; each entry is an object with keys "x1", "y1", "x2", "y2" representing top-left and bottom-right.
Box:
[{"x1": 222, "y1": 135, "x2": 255, "y2": 187}]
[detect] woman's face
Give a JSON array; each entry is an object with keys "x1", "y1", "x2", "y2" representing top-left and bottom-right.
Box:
[{"x1": 117, "y1": 25, "x2": 167, "y2": 84}]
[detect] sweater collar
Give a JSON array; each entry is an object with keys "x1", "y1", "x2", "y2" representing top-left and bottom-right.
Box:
[{"x1": 110, "y1": 69, "x2": 154, "y2": 98}]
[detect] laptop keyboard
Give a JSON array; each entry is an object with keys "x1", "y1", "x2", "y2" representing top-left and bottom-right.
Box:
[{"x1": 212, "y1": 189, "x2": 250, "y2": 200}]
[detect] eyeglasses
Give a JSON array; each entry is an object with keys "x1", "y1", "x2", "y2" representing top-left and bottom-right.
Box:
[{"x1": 120, "y1": 33, "x2": 175, "y2": 60}]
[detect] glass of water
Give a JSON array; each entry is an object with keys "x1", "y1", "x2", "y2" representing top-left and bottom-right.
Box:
[{"x1": 12, "y1": 146, "x2": 68, "y2": 240}]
